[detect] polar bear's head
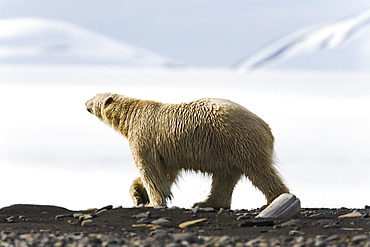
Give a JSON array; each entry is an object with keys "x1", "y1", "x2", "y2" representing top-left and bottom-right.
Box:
[
  {"x1": 85, "y1": 92, "x2": 115, "y2": 121},
  {"x1": 86, "y1": 93, "x2": 136, "y2": 137}
]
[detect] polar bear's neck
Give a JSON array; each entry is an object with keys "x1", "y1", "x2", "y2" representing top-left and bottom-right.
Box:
[{"x1": 102, "y1": 96, "x2": 141, "y2": 138}]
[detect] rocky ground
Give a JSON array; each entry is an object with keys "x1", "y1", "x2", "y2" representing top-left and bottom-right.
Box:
[{"x1": 1, "y1": 204, "x2": 369, "y2": 246}]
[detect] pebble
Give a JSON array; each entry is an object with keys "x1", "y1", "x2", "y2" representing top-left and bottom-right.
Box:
[
  {"x1": 309, "y1": 212, "x2": 324, "y2": 218},
  {"x1": 5, "y1": 216, "x2": 15, "y2": 223},
  {"x1": 137, "y1": 217, "x2": 152, "y2": 224},
  {"x1": 340, "y1": 227, "x2": 363, "y2": 231},
  {"x1": 361, "y1": 211, "x2": 369, "y2": 218},
  {"x1": 352, "y1": 234, "x2": 369, "y2": 244},
  {"x1": 327, "y1": 234, "x2": 340, "y2": 242},
  {"x1": 79, "y1": 214, "x2": 95, "y2": 221},
  {"x1": 55, "y1": 214, "x2": 73, "y2": 220},
  {"x1": 81, "y1": 219, "x2": 94, "y2": 227},
  {"x1": 338, "y1": 210, "x2": 362, "y2": 218},
  {"x1": 73, "y1": 213, "x2": 84, "y2": 218},
  {"x1": 192, "y1": 206, "x2": 199, "y2": 213},
  {"x1": 19, "y1": 215, "x2": 28, "y2": 221},
  {"x1": 151, "y1": 219, "x2": 173, "y2": 227},
  {"x1": 132, "y1": 211, "x2": 157, "y2": 219},
  {"x1": 289, "y1": 230, "x2": 305, "y2": 236},
  {"x1": 281, "y1": 219, "x2": 301, "y2": 227},
  {"x1": 178, "y1": 218, "x2": 208, "y2": 228},
  {"x1": 199, "y1": 207, "x2": 216, "y2": 212},
  {"x1": 171, "y1": 232, "x2": 197, "y2": 243},
  {"x1": 96, "y1": 205, "x2": 113, "y2": 213},
  {"x1": 237, "y1": 215, "x2": 250, "y2": 220}
]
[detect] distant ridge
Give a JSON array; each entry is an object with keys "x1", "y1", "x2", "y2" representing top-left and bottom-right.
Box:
[
  {"x1": 0, "y1": 17, "x2": 184, "y2": 67},
  {"x1": 235, "y1": 9, "x2": 370, "y2": 71}
]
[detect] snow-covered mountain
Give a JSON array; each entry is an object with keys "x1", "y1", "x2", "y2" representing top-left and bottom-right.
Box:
[
  {"x1": 0, "y1": 18, "x2": 183, "y2": 67},
  {"x1": 235, "y1": 9, "x2": 370, "y2": 71}
]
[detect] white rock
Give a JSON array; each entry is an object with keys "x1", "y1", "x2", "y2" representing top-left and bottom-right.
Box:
[{"x1": 256, "y1": 193, "x2": 301, "y2": 220}]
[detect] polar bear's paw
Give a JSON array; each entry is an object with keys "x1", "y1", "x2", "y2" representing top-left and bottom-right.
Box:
[
  {"x1": 193, "y1": 200, "x2": 231, "y2": 210},
  {"x1": 130, "y1": 177, "x2": 149, "y2": 206}
]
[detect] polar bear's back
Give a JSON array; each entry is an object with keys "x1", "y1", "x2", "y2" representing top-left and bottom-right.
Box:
[{"x1": 129, "y1": 97, "x2": 274, "y2": 173}]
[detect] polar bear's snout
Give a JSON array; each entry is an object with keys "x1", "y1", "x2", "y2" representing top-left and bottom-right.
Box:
[{"x1": 85, "y1": 100, "x2": 94, "y2": 114}]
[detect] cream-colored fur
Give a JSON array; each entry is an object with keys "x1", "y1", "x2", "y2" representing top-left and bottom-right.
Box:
[{"x1": 86, "y1": 93, "x2": 289, "y2": 209}]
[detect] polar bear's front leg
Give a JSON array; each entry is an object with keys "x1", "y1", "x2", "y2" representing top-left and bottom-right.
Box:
[
  {"x1": 138, "y1": 167, "x2": 172, "y2": 207},
  {"x1": 129, "y1": 177, "x2": 149, "y2": 206}
]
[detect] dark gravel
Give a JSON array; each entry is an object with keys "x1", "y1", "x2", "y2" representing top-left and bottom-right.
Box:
[{"x1": 1, "y1": 204, "x2": 369, "y2": 246}]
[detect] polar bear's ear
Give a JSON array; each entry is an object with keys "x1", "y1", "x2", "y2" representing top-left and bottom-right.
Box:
[{"x1": 104, "y1": 96, "x2": 114, "y2": 107}]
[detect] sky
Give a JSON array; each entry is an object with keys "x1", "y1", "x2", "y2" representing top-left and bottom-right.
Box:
[
  {"x1": 0, "y1": 1, "x2": 370, "y2": 210},
  {"x1": 1, "y1": 0, "x2": 369, "y2": 67}
]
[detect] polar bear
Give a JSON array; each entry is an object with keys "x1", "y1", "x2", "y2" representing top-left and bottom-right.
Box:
[{"x1": 86, "y1": 93, "x2": 289, "y2": 209}]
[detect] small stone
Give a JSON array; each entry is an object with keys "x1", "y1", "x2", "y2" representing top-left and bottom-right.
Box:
[
  {"x1": 85, "y1": 208, "x2": 97, "y2": 211},
  {"x1": 19, "y1": 215, "x2": 28, "y2": 220},
  {"x1": 55, "y1": 214, "x2": 73, "y2": 220},
  {"x1": 81, "y1": 219, "x2": 94, "y2": 227},
  {"x1": 340, "y1": 227, "x2": 363, "y2": 231},
  {"x1": 132, "y1": 224, "x2": 151, "y2": 228},
  {"x1": 73, "y1": 213, "x2": 84, "y2": 218},
  {"x1": 314, "y1": 235, "x2": 328, "y2": 247},
  {"x1": 200, "y1": 207, "x2": 216, "y2": 212},
  {"x1": 289, "y1": 230, "x2": 305, "y2": 236},
  {"x1": 281, "y1": 219, "x2": 301, "y2": 227},
  {"x1": 96, "y1": 205, "x2": 113, "y2": 213},
  {"x1": 309, "y1": 212, "x2": 324, "y2": 218},
  {"x1": 137, "y1": 218, "x2": 152, "y2": 224},
  {"x1": 361, "y1": 211, "x2": 369, "y2": 218},
  {"x1": 172, "y1": 232, "x2": 197, "y2": 243},
  {"x1": 67, "y1": 219, "x2": 78, "y2": 225},
  {"x1": 86, "y1": 214, "x2": 96, "y2": 220},
  {"x1": 5, "y1": 216, "x2": 15, "y2": 223},
  {"x1": 192, "y1": 206, "x2": 199, "y2": 213},
  {"x1": 315, "y1": 239, "x2": 327, "y2": 247},
  {"x1": 217, "y1": 208, "x2": 225, "y2": 214},
  {"x1": 132, "y1": 211, "x2": 154, "y2": 218},
  {"x1": 237, "y1": 215, "x2": 250, "y2": 220},
  {"x1": 151, "y1": 219, "x2": 173, "y2": 227},
  {"x1": 178, "y1": 218, "x2": 208, "y2": 228},
  {"x1": 338, "y1": 210, "x2": 362, "y2": 218},
  {"x1": 327, "y1": 234, "x2": 340, "y2": 242},
  {"x1": 246, "y1": 237, "x2": 265, "y2": 246},
  {"x1": 149, "y1": 230, "x2": 168, "y2": 238},
  {"x1": 95, "y1": 209, "x2": 107, "y2": 215},
  {"x1": 352, "y1": 234, "x2": 369, "y2": 244},
  {"x1": 218, "y1": 235, "x2": 230, "y2": 242}
]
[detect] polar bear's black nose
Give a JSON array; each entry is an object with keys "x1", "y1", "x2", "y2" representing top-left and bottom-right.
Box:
[{"x1": 87, "y1": 108, "x2": 93, "y2": 114}]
